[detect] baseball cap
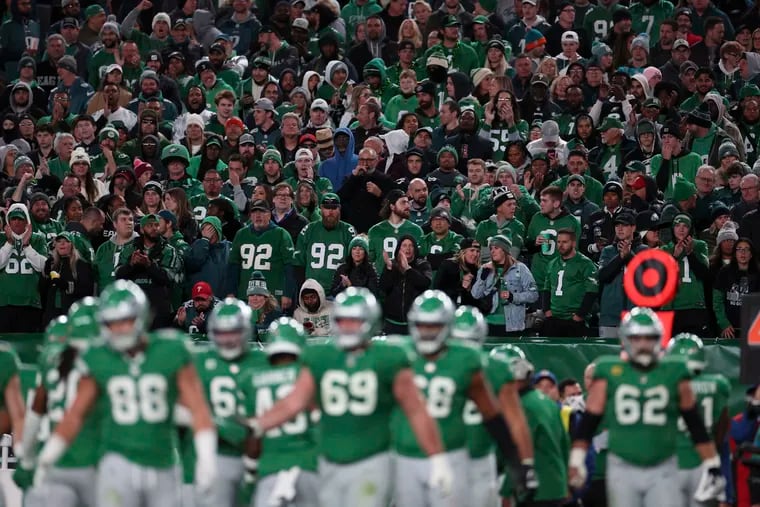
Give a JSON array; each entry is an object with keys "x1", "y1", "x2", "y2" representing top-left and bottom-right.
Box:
[
  {"x1": 239, "y1": 133, "x2": 255, "y2": 145},
  {"x1": 673, "y1": 39, "x2": 690, "y2": 50},
  {"x1": 249, "y1": 199, "x2": 270, "y2": 212},
  {"x1": 321, "y1": 193, "x2": 341, "y2": 208},
  {"x1": 561, "y1": 31, "x2": 579, "y2": 43},
  {"x1": 192, "y1": 281, "x2": 213, "y2": 299},
  {"x1": 533, "y1": 369, "x2": 557, "y2": 385},
  {"x1": 254, "y1": 98, "x2": 275, "y2": 112},
  {"x1": 292, "y1": 17, "x2": 309, "y2": 30},
  {"x1": 140, "y1": 213, "x2": 159, "y2": 228},
  {"x1": 567, "y1": 174, "x2": 585, "y2": 186},
  {"x1": 61, "y1": 17, "x2": 79, "y2": 29},
  {"x1": 311, "y1": 98, "x2": 329, "y2": 111},
  {"x1": 158, "y1": 209, "x2": 177, "y2": 228},
  {"x1": 614, "y1": 212, "x2": 635, "y2": 225}
]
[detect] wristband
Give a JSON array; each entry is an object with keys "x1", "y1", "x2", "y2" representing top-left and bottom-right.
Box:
[{"x1": 569, "y1": 447, "x2": 587, "y2": 468}]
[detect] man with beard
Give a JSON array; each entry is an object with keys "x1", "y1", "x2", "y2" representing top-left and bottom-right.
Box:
[
  {"x1": 58, "y1": 18, "x2": 92, "y2": 82},
  {"x1": 161, "y1": 19, "x2": 202, "y2": 68},
  {"x1": 520, "y1": 73, "x2": 562, "y2": 122},
  {"x1": 444, "y1": 107, "x2": 493, "y2": 174},
  {"x1": 49, "y1": 0, "x2": 83, "y2": 34},
  {"x1": 94, "y1": 207, "x2": 138, "y2": 290},
  {"x1": 237, "y1": 133, "x2": 259, "y2": 176},
  {"x1": 347, "y1": 15, "x2": 398, "y2": 75},
  {"x1": 49, "y1": 56, "x2": 94, "y2": 115},
  {"x1": 256, "y1": 25, "x2": 300, "y2": 77},
  {"x1": 414, "y1": 80, "x2": 441, "y2": 130},
  {"x1": 338, "y1": 147, "x2": 395, "y2": 233},
  {"x1": 189, "y1": 168, "x2": 239, "y2": 223},
  {"x1": 0, "y1": 0, "x2": 41, "y2": 78},
  {"x1": 173, "y1": 85, "x2": 213, "y2": 143},
  {"x1": 29, "y1": 192, "x2": 64, "y2": 241},
  {"x1": 90, "y1": 127, "x2": 131, "y2": 179},
  {"x1": 0, "y1": 56, "x2": 47, "y2": 114},
  {"x1": 424, "y1": 16, "x2": 479, "y2": 76},
  {"x1": 650, "y1": 20, "x2": 678, "y2": 67},
  {"x1": 293, "y1": 192, "x2": 356, "y2": 292},
  {"x1": 367, "y1": 188, "x2": 424, "y2": 275},
  {"x1": 426, "y1": 145, "x2": 467, "y2": 197},
  {"x1": 92, "y1": 81, "x2": 138, "y2": 131},
  {"x1": 206, "y1": 41, "x2": 242, "y2": 90},
  {"x1": 352, "y1": 101, "x2": 387, "y2": 151},
  {"x1": 120, "y1": 109, "x2": 162, "y2": 159},
  {"x1": 143, "y1": 51, "x2": 182, "y2": 111},
  {"x1": 238, "y1": 57, "x2": 275, "y2": 116},
  {"x1": 117, "y1": 40, "x2": 145, "y2": 90},
  {"x1": 589, "y1": 117, "x2": 638, "y2": 181},
  {"x1": 289, "y1": 17, "x2": 313, "y2": 68},
  {"x1": 737, "y1": 89, "x2": 760, "y2": 167},
  {"x1": 126, "y1": 70, "x2": 178, "y2": 121},
  {"x1": 174, "y1": 281, "x2": 220, "y2": 333},
  {"x1": 115, "y1": 213, "x2": 180, "y2": 328},
  {"x1": 556, "y1": 84, "x2": 586, "y2": 138},
  {"x1": 680, "y1": 67, "x2": 721, "y2": 112},
  {"x1": 217, "y1": 0, "x2": 262, "y2": 56},
  {"x1": 305, "y1": 31, "x2": 359, "y2": 82},
  {"x1": 407, "y1": 178, "x2": 430, "y2": 227},
  {"x1": 65, "y1": 205, "x2": 105, "y2": 259},
  {"x1": 87, "y1": 21, "x2": 121, "y2": 90},
  {"x1": 36, "y1": 34, "x2": 67, "y2": 95}
]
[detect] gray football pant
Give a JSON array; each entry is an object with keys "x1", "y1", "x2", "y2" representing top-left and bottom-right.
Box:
[
  {"x1": 394, "y1": 448, "x2": 469, "y2": 507},
  {"x1": 252, "y1": 470, "x2": 319, "y2": 507},
  {"x1": 607, "y1": 453, "x2": 680, "y2": 507},
  {"x1": 214, "y1": 455, "x2": 244, "y2": 507},
  {"x1": 97, "y1": 452, "x2": 181, "y2": 507},
  {"x1": 25, "y1": 466, "x2": 97, "y2": 507},
  {"x1": 678, "y1": 466, "x2": 715, "y2": 507},
  {"x1": 318, "y1": 452, "x2": 392, "y2": 507},
  {"x1": 468, "y1": 453, "x2": 499, "y2": 507}
]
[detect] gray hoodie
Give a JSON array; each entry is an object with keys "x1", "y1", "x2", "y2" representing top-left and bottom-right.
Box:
[{"x1": 293, "y1": 278, "x2": 333, "y2": 336}]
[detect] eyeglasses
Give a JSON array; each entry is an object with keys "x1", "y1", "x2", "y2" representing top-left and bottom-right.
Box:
[
  {"x1": 203, "y1": 178, "x2": 222, "y2": 183},
  {"x1": 358, "y1": 158, "x2": 376, "y2": 162},
  {"x1": 275, "y1": 193, "x2": 292, "y2": 198},
  {"x1": 737, "y1": 247, "x2": 751, "y2": 252}
]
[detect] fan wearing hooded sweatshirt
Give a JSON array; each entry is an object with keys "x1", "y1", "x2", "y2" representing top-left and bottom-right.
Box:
[
  {"x1": 0, "y1": 203, "x2": 48, "y2": 331},
  {"x1": 317, "y1": 60, "x2": 353, "y2": 104},
  {"x1": 320, "y1": 127, "x2": 358, "y2": 191},
  {"x1": 294, "y1": 279, "x2": 333, "y2": 336}
]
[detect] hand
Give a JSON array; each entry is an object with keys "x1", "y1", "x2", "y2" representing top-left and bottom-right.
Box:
[
  {"x1": 673, "y1": 240, "x2": 685, "y2": 258},
  {"x1": 340, "y1": 274, "x2": 351, "y2": 287},
  {"x1": 366, "y1": 181, "x2": 381, "y2": 197},
  {"x1": 176, "y1": 306, "x2": 187, "y2": 325},
  {"x1": 38, "y1": 157, "x2": 49, "y2": 176},
  {"x1": 512, "y1": 459, "x2": 539, "y2": 501},
  {"x1": 229, "y1": 169, "x2": 240, "y2": 187},
  {"x1": 191, "y1": 315, "x2": 205, "y2": 327},
  {"x1": 503, "y1": 103, "x2": 515, "y2": 125},
  {"x1": 545, "y1": 310, "x2": 552, "y2": 318},
  {"x1": 201, "y1": 223, "x2": 216, "y2": 240},
  {"x1": 398, "y1": 252, "x2": 410, "y2": 272},
  {"x1": 383, "y1": 250, "x2": 392, "y2": 271},
  {"x1": 13, "y1": 464, "x2": 34, "y2": 490},
  {"x1": 22, "y1": 224, "x2": 31, "y2": 247},
  {"x1": 683, "y1": 236, "x2": 694, "y2": 255},
  {"x1": 455, "y1": 184, "x2": 465, "y2": 201},
  {"x1": 610, "y1": 84, "x2": 625, "y2": 101},
  {"x1": 535, "y1": 235, "x2": 547, "y2": 246},
  {"x1": 572, "y1": 314, "x2": 584, "y2": 322},
  {"x1": 130, "y1": 250, "x2": 144, "y2": 266},
  {"x1": 694, "y1": 456, "x2": 726, "y2": 503},
  {"x1": 281, "y1": 296, "x2": 292, "y2": 310},
  {"x1": 568, "y1": 447, "x2": 587, "y2": 490},
  {"x1": 52, "y1": 102, "x2": 64, "y2": 123},
  {"x1": 617, "y1": 239, "x2": 631, "y2": 258},
  {"x1": 509, "y1": 184, "x2": 522, "y2": 199},
  {"x1": 484, "y1": 101, "x2": 495, "y2": 124},
  {"x1": 138, "y1": 0, "x2": 153, "y2": 10},
  {"x1": 19, "y1": 172, "x2": 33, "y2": 186},
  {"x1": 194, "y1": 454, "x2": 217, "y2": 495},
  {"x1": 721, "y1": 325, "x2": 735, "y2": 338},
  {"x1": 4, "y1": 225, "x2": 12, "y2": 245},
  {"x1": 462, "y1": 273, "x2": 473, "y2": 290},
  {"x1": 598, "y1": 82, "x2": 609, "y2": 100},
  {"x1": 524, "y1": 172, "x2": 534, "y2": 190},
  {"x1": 428, "y1": 454, "x2": 453, "y2": 497},
  {"x1": 353, "y1": 165, "x2": 366, "y2": 177},
  {"x1": 500, "y1": 290, "x2": 511, "y2": 301}
]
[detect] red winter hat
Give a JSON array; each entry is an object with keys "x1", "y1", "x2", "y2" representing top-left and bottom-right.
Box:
[
  {"x1": 225, "y1": 117, "x2": 245, "y2": 131},
  {"x1": 134, "y1": 158, "x2": 154, "y2": 180},
  {"x1": 192, "y1": 281, "x2": 213, "y2": 299}
]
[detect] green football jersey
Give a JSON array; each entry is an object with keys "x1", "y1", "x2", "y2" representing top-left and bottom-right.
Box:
[
  {"x1": 94, "y1": 239, "x2": 134, "y2": 290},
  {"x1": 583, "y1": 4, "x2": 626, "y2": 41},
  {"x1": 238, "y1": 358, "x2": 319, "y2": 477},
  {"x1": 293, "y1": 220, "x2": 356, "y2": 292},
  {"x1": 475, "y1": 216, "x2": 526, "y2": 257},
  {"x1": 525, "y1": 212, "x2": 581, "y2": 288},
  {"x1": 650, "y1": 152, "x2": 702, "y2": 200},
  {"x1": 77, "y1": 334, "x2": 192, "y2": 468},
  {"x1": 661, "y1": 240, "x2": 709, "y2": 310},
  {"x1": 465, "y1": 350, "x2": 515, "y2": 459},
  {"x1": 0, "y1": 233, "x2": 48, "y2": 308},
  {"x1": 230, "y1": 225, "x2": 295, "y2": 299},
  {"x1": 481, "y1": 122, "x2": 529, "y2": 162},
  {"x1": 419, "y1": 231, "x2": 463, "y2": 259},
  {"x1": 629, "y1": 0, "x2": 674, "y2": 46},
  {"x1": 0, "y1": 343, "x2": 20, "y2": 410},
  {"x1": 188, "y1": 193, "x2": 240, "y2": 222},
  {"x1": 594, "y1": 355, "x2": 691, "y2": 466},
  {"x1": 40, "y1": 343, "x2": 100, "y2": 468},
  {"x1": 451, "y1": 184, "x2": 493, "y2": 230},
  {"x1": 194, "y1": 348, "x2": 264, "y2": 456},
  {"x1": 394, "y1": 341, "x2": 483, "y2": 458},
  {"x1": 367, "y1": 219, "x2": 424, "y2": 275},
  {"x1": 501, "y1": 389, "x2": 569, "y2": 501},
  {"x1": 675, "y1": 373, "x2": 730, "y2": 469},
  {"x1": 544, "y1": 252, "x2": 599, "y2": 320},
  {"x1": 32, "y1": 218, "x2": 63, "y2": 243},
  {"x1": 302, "y1": 338, "x2": 414, "y2": 464}
]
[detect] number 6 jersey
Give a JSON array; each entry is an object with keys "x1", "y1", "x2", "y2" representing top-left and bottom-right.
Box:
[{"x1": 593, "y1": 355, "x2": 691, "y2": 467}]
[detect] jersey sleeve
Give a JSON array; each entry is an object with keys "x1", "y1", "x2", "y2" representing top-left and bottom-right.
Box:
[
  {"x1": 293, "y1": 226, "x2": 309, "y2": 268},
  {"x1": 484, "y1": 353, "x2": 514, "y2": 390},
  {"x1": 280, "y1": 228, "x2": 295, "y2": 265},
  {"x1": 592, "y1": 356, "x2": 620, "y2": 382},
  {"x1": 583, "y1": 258, "x2": 599, "y2": 294}
]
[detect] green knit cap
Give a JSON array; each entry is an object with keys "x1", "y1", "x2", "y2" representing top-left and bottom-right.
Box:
[
  {"x1": 262, "y1": 147, "x2": 282, "y2": 166},
  {"x1": 348, "y1": 235, "x2": 369, "y2": 253},
  {"x1": 672, "y1": 176, "x2": 697, "y2": 202},
  {"x1": 437, "y1": 145, "x2": 459, "y2": 164},
  {"x1": 200, "y1": 216, "x2": 223, "y2": 239}
]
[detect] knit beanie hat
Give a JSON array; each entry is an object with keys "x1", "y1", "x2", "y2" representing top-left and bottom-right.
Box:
[
  {"x1": 246, "y1": 271, "x2": 269, "y2": 296},
  {"x1": 710, "y1": 201, "x2": 731, "y2": 221},
  {"x1": 524, "y1": 29, "x2": 546, "y2": 52},
  {"x1": 70, "y1": 148, "x2": 90, "y2": 166},
  {"x1": 631, "y1": 33, "x2": 650, "y2": 52},
  {"x1": 471, "y1": 68, "x2": 494, "y2": 89},
  {"x1": 687, "y1": 103, "x2": 712, "y2": 129},
  {"x1": 348, "y1": 234, "x2": 369, "y2": 254},
  {"x1": 262, "y1": 148, "x2": 283, "y2": 166},
  {"x1": 716, "y1": 221, "x2": 739, "y2": 244},
  {"x1": 719, "y1": 141, "x2": 740, "y2": 160},
  {"x1": 437, "y1": 145, "x2": 459, "y2": 164},
  {"x1": 672, "y1": 176, "x2": 697, "y2": 202},
  {"x1": 200, "y1": 215, "x2": 223, "y2": 239},
  {"x1": 488, "y1": 234, "x2": 512, "y2": 253},
  {"x1": 492, "y1": 185, "x2": 516, "y2": 208}
]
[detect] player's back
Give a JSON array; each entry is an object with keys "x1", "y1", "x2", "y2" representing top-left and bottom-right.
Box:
[
  {"x1": 80, "y1": 333, "x2": 192, "y2": 468},
  {"x1": 303, "y1": 338, "x2": 414, "y2": 464},
  {"x1": 596, "y1": 354, "x2": 690, "y2": 467}
]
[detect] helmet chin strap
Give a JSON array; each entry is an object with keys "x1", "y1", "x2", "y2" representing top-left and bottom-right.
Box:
[
  {"x1": 337, "y1": 333, "x2": 363, "y2": 350},
  {"x1": 633, "y1": 352, "x2": 654, "y2": 367},
  {"x1": 218, "y1": 346, "x2": 242, "y2": 360}
]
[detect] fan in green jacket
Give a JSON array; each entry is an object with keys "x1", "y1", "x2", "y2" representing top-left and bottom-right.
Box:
[{"x1": 364, "y1": 58, "x2": 400, "y2": 107}]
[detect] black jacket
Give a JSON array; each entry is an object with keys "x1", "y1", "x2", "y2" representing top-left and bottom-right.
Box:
[
  {"x1": 444, "y1": 131, "x2": 494, "y2": 175},
  {"x1": 273, "y1": 208, "x2": 308, "y2": 245},
  {"x1": 337, "y1": 169, "x2": 396, "y2": 233},
  {"x1": 330, "y1": 259, "x2": 379, "y2": 298},
  {"x1": 433, "y1": 258, "x2": 486, "y2": 311},
  {"x1": 39, "y1": 256, "x2": 95, "y2": 325},
  {"x1": 379, "y1": 235, "x2": 432, "y2": 323}
]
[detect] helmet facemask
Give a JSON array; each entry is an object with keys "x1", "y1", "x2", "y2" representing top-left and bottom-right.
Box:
[
  {"x1": 410, "y1": 321, "x2": 449, "y2": 355},
  {"x1": 624, "y1": 335, "x2": 661, "y2": 367},
  {"x1": 102, "y1": 317, "x2": 142, "y2": 352}
]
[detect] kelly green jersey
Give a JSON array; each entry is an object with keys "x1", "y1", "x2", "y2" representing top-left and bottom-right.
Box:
[
  {"x1": 40, "y1": 343, "x2": 100, "y2": 468},
  {"x1": 0, "y1": 233, "x2": 48, "y2": 308},
  {"x1": 94, "y1": 239, "x2": 134, "y2": 291},
  {"x1": 661, "y1": 240, "x2": 709, "y2": 310},
  {"x1": 675, "y1": 373, "x2": 730, "y2": 469},
  {"x1": 544, "y1": 252, "x2": 599, "y2": 319},
  {"x1": 594, "y1": 355, "x2": 691, "y2": 466},
  {"x1": 525, "y1": 212, "x2": 581, "y2": 288},
  {"x1": 394, "y1": 341, "x2": 483, "y2": 458},
  {"x1": 230, "y1": 224, "x2": 294, "y2": 299},
  {"x1": 419, "y1": 231, "x2": 463, "y2": 259},
  {"x1": 293, "y1": 220, "x2": 356, "y2": 292},
  {"x1": 465, "y1": 350, "x2": 515, "y2": 459},
  {"x1": 629, "y1": 0, "x2": 674, "y2": 46},
  {"x1": 0, "y1": 344, "x2": 20, "y2": 410},
  {"x1": 451, "y1": 184, "x2": 493, "y2": 230},
  {"x1": 583, "y1": 4, "x2": 626, "y2": 41},
  {"x1": 188, "y1": 193, "x2": 240, "y2": 222},
  {"x1": 302, "y1": 338, "x2": 414, "y2": 464},
  {"x1": 501, "y1": 389, "x2": 569, "y2": 501},
  {"x1": 77, "y1": 334, "x2": 192, "y2": 468},
  {"x1": 238, "y1": 358, "x2": 319, "y2": 477},
  {"x1": 32, "y1": 218, "x2": 63, "y2": 243},
  {"x1": 552, "y1": 174, "x2": 604, "y2": 207},
  {"x1": 194, "y1": 348, "x2": 264, "y2": 456},
  {"x1": 481, "y1": 122, "x2": 529, "y2": 161},
  {"x1": 650, "y1": 152, "x2": 703, "y2": 200},
  {"x1": 367, "y1": 219, "x2": 424, "y2": 275},
  {"x1": 475, "y1": 216, "x2": 525, "y2": 256}
]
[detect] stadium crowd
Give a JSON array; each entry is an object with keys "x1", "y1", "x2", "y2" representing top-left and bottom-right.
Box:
[{"x1": 1, "y1": 0, "x2": 760, "y2": 340}]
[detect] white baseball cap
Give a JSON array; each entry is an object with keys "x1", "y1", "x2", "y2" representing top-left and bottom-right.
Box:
[{"x1": 561, "y1": 31, "x2": 579, "y2": 44}]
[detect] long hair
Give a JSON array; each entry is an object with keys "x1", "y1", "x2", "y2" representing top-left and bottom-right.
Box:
[
  {"x1": 165, "y1": 187, "x2": 193, "y2": 224},
  {"x1": 51, "y1": 240, "x2": 80, "y2": 280},
  {"x1": 256, "y1": 295, "x2": 280, "y2": 323},
  {"x1": 731, "y1": 237, "x2": 760, "y2": 272},
  {"x1": 398, "y1": 21, "x2": 423, "y2": 49},
  {"x1": 71, "y1": 168, "x2": 99, "y2": 205}
]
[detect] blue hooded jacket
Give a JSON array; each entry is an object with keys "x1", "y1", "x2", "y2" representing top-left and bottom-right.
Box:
[{"x1": 319, "y1": 127, "x2": 357, "y2": 191}]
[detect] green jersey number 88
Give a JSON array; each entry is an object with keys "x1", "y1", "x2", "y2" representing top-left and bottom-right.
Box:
[{"x1": 107, "y1": 374, "x2": 169, "y2": 425}]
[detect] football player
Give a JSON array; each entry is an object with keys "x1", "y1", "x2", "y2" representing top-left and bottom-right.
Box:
[
  {"x1": 0, "y1": 331, "x2": 24, "y2": 507},
  {"x1": 394, "y1": 294, "x2": 537, "y2": 507},
  {"x1": 238, "y1": 317, "x2": 320, "y2": 507},
  {"x1": 35, "y1": 280, "x2": 217, "y2": 507},
  {"x1": 18, "y1": 298, "x2": 101, "y2": 507},
  {"x1": 569, "y1": 307, "x2": 725, "y2": 507},
  {"x1": 491, "y1": 344, "x2": 570, "y2": 506},
  {"x1": 666, "y1": 334, "x2": 731, "y2": 507},
  {"x1": 244, "y1": 286, "x2": 452, "y2": 507}
]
